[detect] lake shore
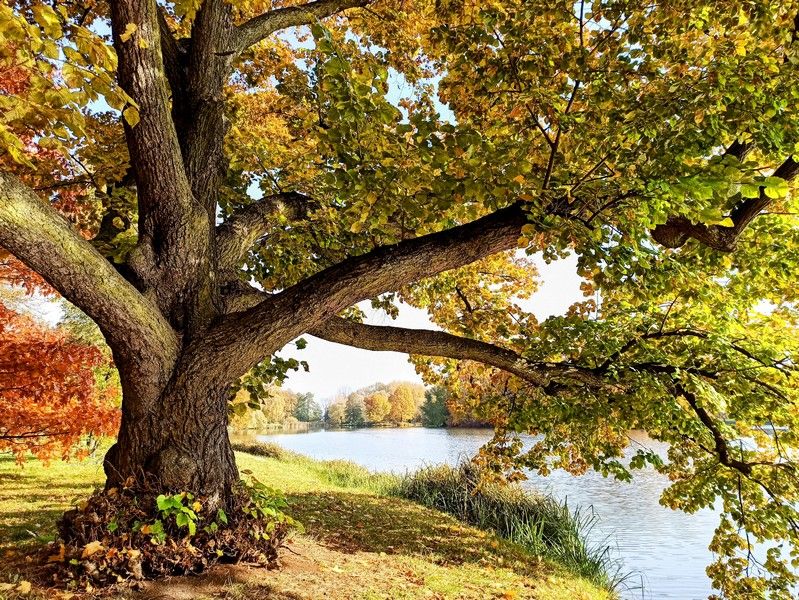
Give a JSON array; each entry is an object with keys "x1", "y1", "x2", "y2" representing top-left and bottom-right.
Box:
[{"x1": 0, "y1": 442, "x2": 611, "y2": 600}]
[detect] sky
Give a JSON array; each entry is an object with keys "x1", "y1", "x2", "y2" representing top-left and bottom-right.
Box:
[{"x1": 278, "y1": 253, "x2": 584, "y2": 402}]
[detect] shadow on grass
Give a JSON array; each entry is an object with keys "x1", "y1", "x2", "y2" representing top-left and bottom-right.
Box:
[{"x1": 286, "y1": 490, "x2": 543, "y2": 577}]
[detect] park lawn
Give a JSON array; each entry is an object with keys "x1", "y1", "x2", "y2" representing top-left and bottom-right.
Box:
[{"x1": 0, "y1": 447, "x2": 612, "y2": 600}]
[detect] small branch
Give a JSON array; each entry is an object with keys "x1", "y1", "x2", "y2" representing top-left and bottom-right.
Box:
[
  {"x1": 542, "y1": 80, "x2": 580, "y2": 190},
  {"x1": 215, "y1": 191, "x2": 313, "y2": 270},
  {"x1": 652, "y1": 156, "x2": 799, "y2": 251},
  {"x1": 677, "y1": 383, "x2": 753, "y2": 476}
]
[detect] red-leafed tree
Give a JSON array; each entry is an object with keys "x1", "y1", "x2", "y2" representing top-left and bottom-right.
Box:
[{"x1": 0, "y1": 252, "x2": 120, "y2": 462}]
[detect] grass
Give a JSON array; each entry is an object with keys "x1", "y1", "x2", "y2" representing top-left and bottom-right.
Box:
[
  {"x1": 0, "y1": 442, "x2": 614, "y2": 600},
  {"x1": 234, "y1": 443, "x2": 620, "y2": 589},
  {"x1": 393, "y1": 463, "x2": 622, "y2": 589}
]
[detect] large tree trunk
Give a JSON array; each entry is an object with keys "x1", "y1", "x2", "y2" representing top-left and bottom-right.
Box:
[{"x1": 103, "y1": 352, "x2": 238, "y2": 503}]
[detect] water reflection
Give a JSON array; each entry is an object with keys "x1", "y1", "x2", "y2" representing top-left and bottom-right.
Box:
[{"x1": 248, "y1": 427, "x2": 718, "y2": 599}]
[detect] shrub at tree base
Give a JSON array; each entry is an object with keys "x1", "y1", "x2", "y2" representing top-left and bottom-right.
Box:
[{"x1": 45, "y1": 475, "x2": 301, "y2": 589}]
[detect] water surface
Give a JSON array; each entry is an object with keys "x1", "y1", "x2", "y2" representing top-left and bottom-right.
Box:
[{"x1": 249, "y1": 427, "x2": 719, "y2": 599}]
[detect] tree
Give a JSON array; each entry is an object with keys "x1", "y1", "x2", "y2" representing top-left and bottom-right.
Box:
[
  {"x1": 0, "y1": 256, "x2": 119, "y2": 461},
  {"x1": 293, "y1": 392, "x2": 322, "y2": 422},
  {"x1": 325, "y1": 401, "x2": 347, "y2": 428},
  {"x1": 344, "y1": 395, "x2": 366, "y2": 428},
  {"x1": 420, "y1": 386, "x2": 449, "y2": 428},
  {"x1": 2, "y1": 0, "x2": 799, "y2": 592},
  {"x1": 388, "y1": 383, "x2": 417, "y2": 424},
  {"x1": 363, "y1": 390, "x2": 391, "y2": 424}
]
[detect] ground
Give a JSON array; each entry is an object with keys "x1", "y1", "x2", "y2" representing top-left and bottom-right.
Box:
[{"x1": 0, "y1": 444, "x2": 611, "y2": 600}]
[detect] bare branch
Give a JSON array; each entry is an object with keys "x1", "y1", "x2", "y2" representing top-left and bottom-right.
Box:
[{"x1": 234, "y1": 0, "x2": 370, "y2": 52}]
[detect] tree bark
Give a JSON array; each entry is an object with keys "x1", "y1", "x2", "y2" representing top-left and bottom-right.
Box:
[{"x1": 103, "y1": 352, "x2": 238, "y2": 502}]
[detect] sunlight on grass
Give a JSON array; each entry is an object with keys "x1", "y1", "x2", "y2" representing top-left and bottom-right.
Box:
[{"x1": 1, "y1": 445, "x2": 612, "y2": 599}]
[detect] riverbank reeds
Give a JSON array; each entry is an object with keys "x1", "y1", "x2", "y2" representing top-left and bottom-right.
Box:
[{"x1": 394, "y1": 462, "x2": 622, "y2": 590}]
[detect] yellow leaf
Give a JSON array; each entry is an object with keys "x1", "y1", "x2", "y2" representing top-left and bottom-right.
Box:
[
  {"x1": 513, "y1": 174, "x2": 526, "y2": 184},
  {"x1": 738, "y1": 9, "x2": 749, "y2": 26},
  {"x1": 81, "y1": 541, "x2": 104, "y2": 559},
  {"x1": 120, "y1": 23, "x2": 137, "y2": 43},
  {"x1": 123, "y1": 106, "x2": 140, "y2": 127},
  {"x1": 16, "y1": 580, "x2": 32, "y2": 595},
  {"x1": 349, "y1": 220, "x2": 364, "y2": 233},
  {"x1": 693, "y1": 109, "x2": 704, "y2": 125},
  {"x1": 32, "y1": 5, "x2": 61, "y2": 38}
]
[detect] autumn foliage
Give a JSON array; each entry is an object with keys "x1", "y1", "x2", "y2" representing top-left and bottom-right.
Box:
[{"x1": 0, "y1": 253, "x2": 119, "y2": 462}]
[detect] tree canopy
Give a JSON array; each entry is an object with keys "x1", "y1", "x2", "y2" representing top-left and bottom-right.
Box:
[{"x1": 1, "y1": 0, "x2": 799, "y2": 594}]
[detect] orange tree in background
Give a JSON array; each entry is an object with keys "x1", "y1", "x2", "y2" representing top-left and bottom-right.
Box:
[{"x1": 0, "y1": 254, "x2": 119, "y2": 462}]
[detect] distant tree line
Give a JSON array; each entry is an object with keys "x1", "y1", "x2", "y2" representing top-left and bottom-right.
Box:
[
  {"x1": 324, "y1": 382, "x2": 451, "y2": 428},
  {"x1": 229, "y1": 387, "x2": 323, "y2": 430},
  {"x1": 230, "y1": 380, "x2": 467, "y2": 431}
]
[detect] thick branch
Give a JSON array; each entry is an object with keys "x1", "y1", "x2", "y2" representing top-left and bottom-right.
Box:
[
  {"x1": 199, "y1": 203, "x2": 529, "y2": 380},
  {"x1": 308, "y1": 317, "x2": 614, "y2": 391},
  {"x1": 111, "y1": 0, "x2": 211, "y2": 327},
  {"x1": 157, "y1": 6, "x2": 185, "y2": 100},
  {"x1": 652, "y1": 156, "x2": 799, "y2": 251},
  {"x1": 0, "y1": 173, "x2": 179, "y2": 403},
  {"x1": 216, "y1": 192, "x2": 312, "y2": 269},
  {"x1": 310, "y1": 317, "x2": 552, "y2": 386},
  {"x1": 234, "y1": 0, "x2": 370, "y2": 52},
  {"x1": 111, "y1": 0, "x2": 195, "y2": 234}
]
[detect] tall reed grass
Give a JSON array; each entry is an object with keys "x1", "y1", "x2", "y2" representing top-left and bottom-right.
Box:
[{"x1": 392, "y1": 462, "x2": 625, "y2": 591}]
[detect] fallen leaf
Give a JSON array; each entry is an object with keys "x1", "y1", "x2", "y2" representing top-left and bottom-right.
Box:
[
  {"x1": 47, "y1": 543, "x2": 65, "y2": 563},
  {"x1": 81, "y1": 540, "x2": 104, "y2": 558}
]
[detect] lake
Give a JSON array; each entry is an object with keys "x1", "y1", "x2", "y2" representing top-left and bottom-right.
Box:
[{"x1": 243, "y1": 427, "x2": 719, "y2": 600}]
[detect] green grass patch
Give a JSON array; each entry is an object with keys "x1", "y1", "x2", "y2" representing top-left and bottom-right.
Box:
[{"x1": 0, "y1": 444, "x2": 613, "y2": 599}]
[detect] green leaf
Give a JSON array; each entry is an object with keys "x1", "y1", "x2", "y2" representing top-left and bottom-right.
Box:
[
  {"x1": 764, "y1": 177, "x2": 789, "y2": 199},
  {"x1": 740, "y1": 183, "x2": 761, "y2": 198}
]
